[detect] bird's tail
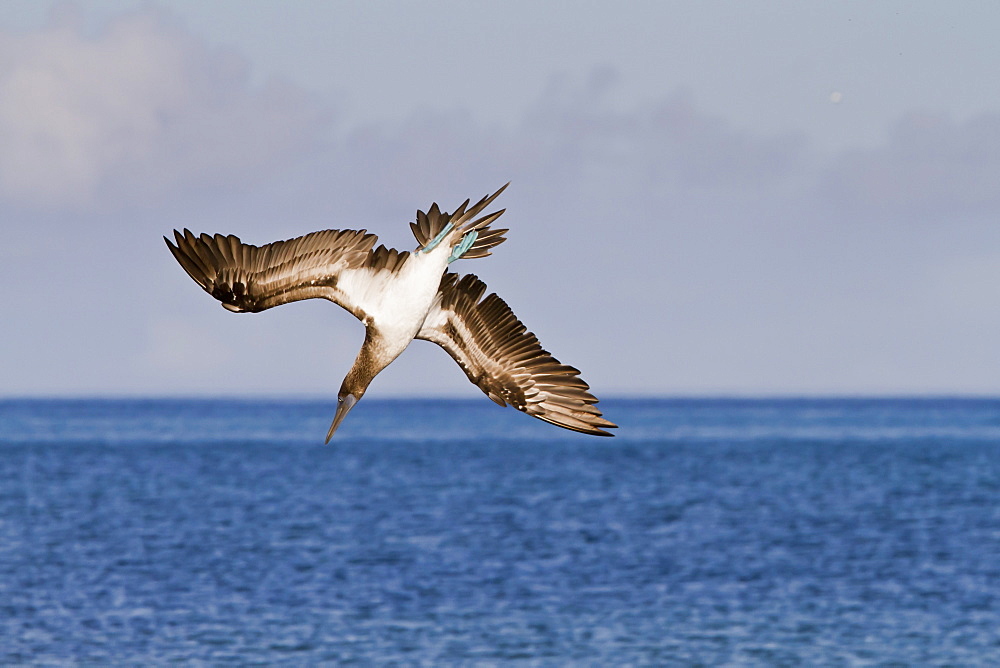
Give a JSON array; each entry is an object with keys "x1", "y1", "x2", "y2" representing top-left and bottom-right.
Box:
[{"x1": 410, "y1": 183, "x2": 509, "y2": 260}]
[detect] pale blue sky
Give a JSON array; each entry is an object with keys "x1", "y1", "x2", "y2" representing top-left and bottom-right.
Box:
[{"x1": 2, "y1": 2, "x2": 1000, "y2": 396}]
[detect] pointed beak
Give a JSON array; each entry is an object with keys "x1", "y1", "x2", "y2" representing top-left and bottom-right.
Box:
[{"x1": 325, "y1": 394, "x2": 357, "y2": 443}]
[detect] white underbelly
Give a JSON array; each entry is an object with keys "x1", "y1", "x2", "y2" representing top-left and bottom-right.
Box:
[{"x1": 341, "y1": 251, "x2": 447, "y2": 339}]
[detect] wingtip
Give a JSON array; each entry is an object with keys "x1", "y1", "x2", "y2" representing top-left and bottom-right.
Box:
[{"x1": 574, "y1": 418, "x2": 619, "y2": 437}]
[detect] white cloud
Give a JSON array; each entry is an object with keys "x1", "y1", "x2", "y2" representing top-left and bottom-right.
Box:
[
  {"x1": 820, "y1": 112, "x2": 1000, "y2": 218},
  {"x1": 0, "y1": 9, "x2": 327, "y2": 210}
]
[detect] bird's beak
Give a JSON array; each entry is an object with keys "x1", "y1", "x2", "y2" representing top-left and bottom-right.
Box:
[{"x1": 325, "y1": 394, "x2": 357, "y2": 443}]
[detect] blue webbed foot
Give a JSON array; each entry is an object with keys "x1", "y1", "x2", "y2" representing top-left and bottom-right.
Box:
[
  {"x1": 419, "y1": 222, "x2": 455, "y2": 254},
  {"x1": 448, "y1": 230, "x2": 478, "y2": 263}
]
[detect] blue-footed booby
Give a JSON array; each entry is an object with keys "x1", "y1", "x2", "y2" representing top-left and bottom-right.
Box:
[{"x1": 165, "y1": 184, "x2": 616, "y2": 441}]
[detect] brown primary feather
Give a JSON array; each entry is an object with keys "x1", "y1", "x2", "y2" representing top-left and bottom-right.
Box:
[
  {"x1": 164, "y1": 227, "x2": 377, "y2": 314},
  {"x1": 417, "y1": 273, "x2": 616, "y2": 436}
]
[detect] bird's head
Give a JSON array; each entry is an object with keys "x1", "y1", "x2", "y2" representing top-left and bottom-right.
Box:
[
  {"x1": 325, "y1": 392, "x2": 357, "y2": 443},
  {"x1": 325, "y1": 374, "x2": 371, "y2": 443}
]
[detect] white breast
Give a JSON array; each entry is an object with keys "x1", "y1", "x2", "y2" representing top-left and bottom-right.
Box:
[{"x1": 339, "y1": 249, "x2": 449, "y2": 343}]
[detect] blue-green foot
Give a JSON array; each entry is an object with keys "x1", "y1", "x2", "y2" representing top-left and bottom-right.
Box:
[
  {"x1": 448, "y1": 231, "x2": 478, "y2": 263},
  {"x1": 419, "y1": 222, "x2": 455, "y2": 254}
]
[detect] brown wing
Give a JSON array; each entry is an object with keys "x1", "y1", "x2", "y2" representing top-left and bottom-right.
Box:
[
  {"x1": 165, "y1": 228, "x2": 378, "y2": 317},
  {"x1": 417, "y1": 273, "x2": 616, "y2": 436}
]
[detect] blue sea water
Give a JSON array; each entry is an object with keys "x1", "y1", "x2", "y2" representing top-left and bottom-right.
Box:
[{"x1": 1, "y1": 398, "x2": 999, "y2": 665}]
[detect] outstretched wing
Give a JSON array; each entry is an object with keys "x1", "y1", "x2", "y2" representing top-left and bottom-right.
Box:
[
  {"x1": 417, "y1": 273, "x2": 616, "y2": 436},
  {"x1": 165, "y1": 228, "x2": 379, "y2": 318}
]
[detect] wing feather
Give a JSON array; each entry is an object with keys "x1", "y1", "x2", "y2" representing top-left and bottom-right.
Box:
[
  {"x1": 165, "y1": 228, "x2": 379, "y2": 316},
  {"x1": 417, "y1": 273, "x2": 616, "y2": 436}
]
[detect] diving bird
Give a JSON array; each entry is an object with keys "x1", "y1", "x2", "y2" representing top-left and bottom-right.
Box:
[{"x1": 164, "y1": 184, "x2": 615, "y2": 441}]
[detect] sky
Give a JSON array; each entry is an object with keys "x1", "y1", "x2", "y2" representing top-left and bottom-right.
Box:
[{"x1": 2, "y1": 1, "x2": 1000, "y2": 398}]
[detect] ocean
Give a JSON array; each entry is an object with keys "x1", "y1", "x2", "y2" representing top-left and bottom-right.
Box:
[{"x1": 1, "y1": 398, "x2": 998, "y2": 664}]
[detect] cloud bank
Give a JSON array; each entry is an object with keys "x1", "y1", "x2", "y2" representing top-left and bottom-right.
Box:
[
  {"x1": 3, "y1": 10, "x2": 999, "y2": 396},
  {"x1": 0, "y1": 9, "x2": 327, "y2": 210}
]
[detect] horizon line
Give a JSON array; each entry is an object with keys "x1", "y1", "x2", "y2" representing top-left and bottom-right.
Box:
[{"x1": 4, "y1": 393, "x2": 1000, "y2": 402}]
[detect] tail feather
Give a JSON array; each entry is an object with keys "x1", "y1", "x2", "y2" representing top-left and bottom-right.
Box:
[
  {"x1": 409, "y1": 203, "x2": 449, "y2": 250},
  {"x1": 461, "y1": 227, "x2": 509, "y2": 259},
  {"x1": 410, "y1": 183, "x2": 509, "y2": 259}
]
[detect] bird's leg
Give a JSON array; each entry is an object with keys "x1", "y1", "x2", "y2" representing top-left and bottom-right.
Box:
[
  {"x1": 448, "y1": 230, "x2": 478, "y2": 264},
  {"x1": 418, "y1": 222, "x2": 454, "y2": 253}
]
